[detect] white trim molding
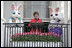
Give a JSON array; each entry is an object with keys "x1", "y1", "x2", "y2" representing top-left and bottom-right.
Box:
[
  {"x1": 68, "y1": 1, "x2": 71, "y2": 22},
  {"x1": 1, "y1": 1, "x2": 6, "y2": 23}
]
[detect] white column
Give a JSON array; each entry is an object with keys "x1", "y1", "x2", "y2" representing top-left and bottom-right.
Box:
[
  {"x1": 1, "y1": 1, "x2": 6, "y2": 23},
  {"x1": 68, "y1": 1, "x2": 71, "y2": 21},
  {"x1": 1, "y1": 1, "x2": 3, "y2": 18},
  {"x1": 64, "y1": 1, "x2": 68, "y2": 23},
  {"x1": 68, "y1": 1, "x2": 71, "y2": 47},
  {"x1": 64, "y1": 1, "x2": 70, "y2": 47},
  {"x1": 1, "y1": 1, "x2": 4, "y2": 47}
]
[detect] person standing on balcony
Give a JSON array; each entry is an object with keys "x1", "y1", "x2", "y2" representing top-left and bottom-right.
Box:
[
  {"x1": 28, "y1": 12, "x2": 42, "y2": 33},
  {"x1": 28, "y1": 12, "x2": 42, "y2": 24}
]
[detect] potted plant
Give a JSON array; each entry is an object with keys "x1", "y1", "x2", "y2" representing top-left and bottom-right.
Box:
[{"x1": 10, "y1": 32, "x2": 63, "y2": 47}]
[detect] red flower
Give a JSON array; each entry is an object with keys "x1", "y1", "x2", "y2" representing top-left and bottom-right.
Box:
[
  {"x1": 23, "y1": 33, "x2": 25, "y2": 35},
  {"x1": 57, "y1": 34, "x2": 60, "y2": 37},
  {"x1": 45, "y1": 33, "x2": 48, "y2": 36},
  {"x1": 35, "y1": 31, "x2": 38, "y2": 35},
  {"x1": 42, "y1": 33, "x2": 45, "y2": 35},
  {"x1": 16, "y1": 33, "x2": 17, "y2": 36},
  {"x1": 19, "y1": 33, "x2": 22, "y2": 36},
  {"x1": 25, "y1": 32, "x2": 28, "y2": 35},
  {"x1": 18, "y1": 33, "x2": 20, "y2": 36},
  {"x1": 10, "y1": 34, "x2": 14, "y2": 38},
  {"x1": 54, "y1": 33, "x2": 57, "y2": 36},
  {"x1": 40, "y1": 33, "x2": 42, "y2": 36},
  {"x1": 22, "y1": 32, "x2": 28, "y2": 35},
  {"x1": 50, "y1": 32, "x2": 53, "y2": 35},
  {"x1": 37, "y1": 32, "x2": 40, "y2": 35},
  {"x1": 48, "y1": 33, "x2": 50, "y2": 35}
]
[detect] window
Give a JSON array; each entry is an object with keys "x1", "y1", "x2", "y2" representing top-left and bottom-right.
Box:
[{"x1": 23, "y1": 1, "x2": 49, "y2": 18}]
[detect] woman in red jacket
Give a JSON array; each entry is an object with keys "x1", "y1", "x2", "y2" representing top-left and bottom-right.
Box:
[{"x1": 28, "y1": 12, "x2": 42, "y2": 34}]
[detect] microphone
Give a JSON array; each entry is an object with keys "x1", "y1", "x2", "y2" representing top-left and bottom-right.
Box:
[{"x1": 35, "y1": 18, "x2": 39, "y2": 23}]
